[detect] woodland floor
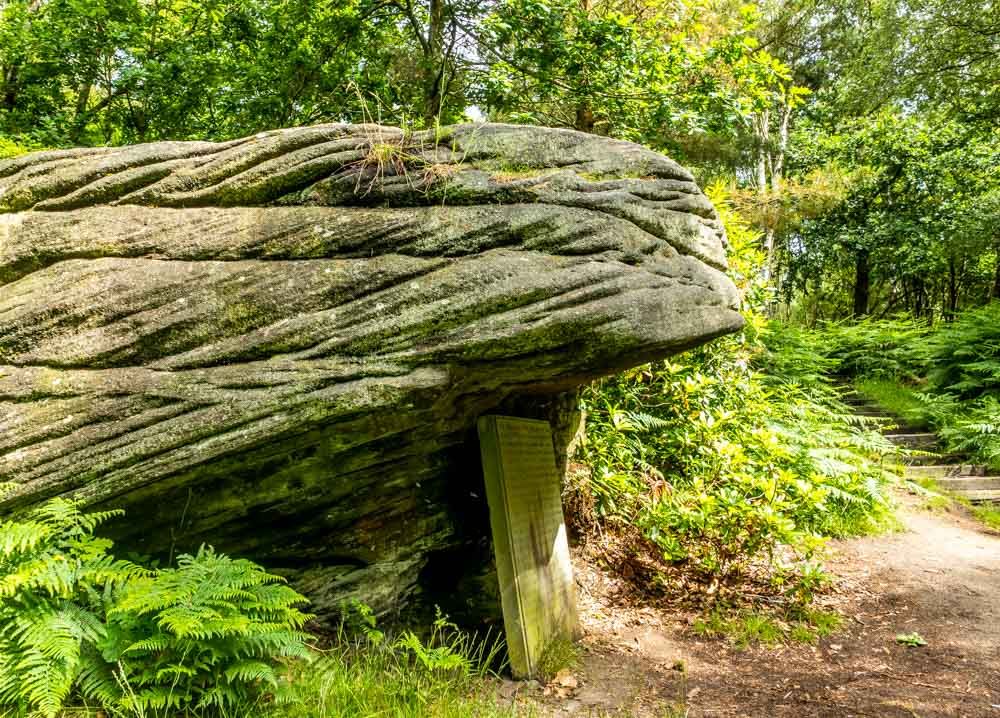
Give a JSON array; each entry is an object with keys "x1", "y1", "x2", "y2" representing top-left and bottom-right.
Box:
[{"x1": 508, "y1": 492, "x2": 1000, "y2": 718}]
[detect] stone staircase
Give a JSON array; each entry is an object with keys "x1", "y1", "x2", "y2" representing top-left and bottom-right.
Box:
[{"x1": 841, "y1": 392, "x2": 1000, "y2": 505}]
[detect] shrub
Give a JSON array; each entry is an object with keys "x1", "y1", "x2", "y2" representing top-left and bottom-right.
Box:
[
  {"x1": 934, "y1": 396, "x2": 1000, "y2": 468},
  {"x1": 812, "y1": 318, "x2": 930, "y2": 380},
  {"x1": 578, "y1": 321, "x2": 895, "y2": 588},
  {"x1": 0, "y1": 136, "x2": 31, "y2": 159},
  {"x1": 922, "y1": 302, "x2": 1000, "y2": 398}
]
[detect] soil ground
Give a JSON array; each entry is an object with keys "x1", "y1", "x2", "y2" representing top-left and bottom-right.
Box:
[{"x1": 510, "y1": 491, "x2": 1000, "y2": 717}]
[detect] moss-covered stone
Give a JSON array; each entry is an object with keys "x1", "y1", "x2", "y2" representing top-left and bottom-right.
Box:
[{"x1": 0, "y1": 122, "x2": 742, "y2": 625}]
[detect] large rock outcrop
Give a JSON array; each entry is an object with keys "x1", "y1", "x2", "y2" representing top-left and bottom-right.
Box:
[{"x1": 0, "y1": 123, "x2": 742, "y2": 621}]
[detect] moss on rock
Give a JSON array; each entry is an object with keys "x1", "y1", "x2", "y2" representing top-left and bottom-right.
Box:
[{"x1": 0, "y1": 122, "x2": 742, "y2": 624}]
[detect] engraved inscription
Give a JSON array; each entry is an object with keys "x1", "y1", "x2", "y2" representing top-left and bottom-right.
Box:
[{"x1": 477, "y1": 415, "x2": 580, "y2": 678}]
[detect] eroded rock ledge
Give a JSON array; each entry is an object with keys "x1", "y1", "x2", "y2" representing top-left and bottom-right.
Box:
[{"x1": 0, "y1": 123, "x2": 742, "y2": 622}]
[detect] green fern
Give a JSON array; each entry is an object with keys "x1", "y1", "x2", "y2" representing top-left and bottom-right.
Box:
[
  {"x1": 103, "y1": 545, "x2": 313, "y2": 715},
  {"x1": 0, "y1": 498, "x2": 143, "y2": 717},
  {"x1": 923, "y1": 303, "x2": 1000, "y2": 398},
  {"x1": 0, "y1": 499, "x2": 314, "y2": 717}
]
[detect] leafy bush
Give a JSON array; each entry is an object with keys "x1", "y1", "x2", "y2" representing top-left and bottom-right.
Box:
[
  {"x1": 0, "y1": 135, "x2": 31, "y2": 159},
  {"x1": 922, "y1": 302, "x2": 1000, "y2": 398},
  {"x1": 577, "y1": 321, "x2": 895, "y2": 588},
  {"x1": 934, "y1": 396, "x2": 1000, "y2": 468},
  {"x1": 0, "y1": 497, "x2": 311, "y2": 717}
]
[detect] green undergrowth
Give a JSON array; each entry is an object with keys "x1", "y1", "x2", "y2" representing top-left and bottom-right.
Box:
[
  {"x1": 0, "y1": 136, "x2": 32, "y2": 159},
  {"x1": 692, "y1": 606, "x2": 842, "y2": 649},
  {"x1": 271, "y1": 630, "x2": 519, "y2": 718},
  {"x1": 0, "y1": 495, "x2": 516, "y2": 718},
  {"x1": 972, "y1": 504, "x2": 1000, "y2": 532},
  {"x1": 575, "y1": 319, "x2": 897, "y2": 595},
  {"x1": 0, "y1": 494, "x2": 312, "y2": 717},
  {"x1": 815, "y1": 305, "x2": 1000, "y2": 471},
  {"x1": 1, "y1": 638, "x2": 523, "y2": 718},
  {"x1": 813, "y1": 319, "x2": 931, "y2": 381}
]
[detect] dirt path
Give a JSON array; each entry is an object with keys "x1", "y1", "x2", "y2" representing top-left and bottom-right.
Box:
[{"x1": 518, "y1": 494, "x2": 1000, "y2": 717}]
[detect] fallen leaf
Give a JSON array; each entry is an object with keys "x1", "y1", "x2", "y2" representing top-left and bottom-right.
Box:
[
  {"x1": 543, "y1": 669, "x2": 579, "y2": 699},
  {"x1": 554, "y1": 669, "x2": 579, "y2": 689}
]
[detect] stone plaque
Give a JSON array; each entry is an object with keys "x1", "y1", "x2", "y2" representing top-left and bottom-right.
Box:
[{"x1": 477, "y1": 415, "x2": 580, "y2": 678}]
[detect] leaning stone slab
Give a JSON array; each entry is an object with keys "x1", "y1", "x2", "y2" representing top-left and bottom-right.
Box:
[
  {"x1": 478, "y1": 415, "x2": 580, "y2": 678},
  {"x1": 0, "y1": 123, "x2": 743, "y2": 622}
]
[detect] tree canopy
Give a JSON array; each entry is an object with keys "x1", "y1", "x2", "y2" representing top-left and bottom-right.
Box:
[{"x1": 1, "y1": 0, "x2": 996, "y2": 321}]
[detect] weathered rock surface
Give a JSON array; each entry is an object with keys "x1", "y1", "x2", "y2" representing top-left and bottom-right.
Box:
[{"x1": 0, "y1": 123, "x2": 742, "y2": 622}]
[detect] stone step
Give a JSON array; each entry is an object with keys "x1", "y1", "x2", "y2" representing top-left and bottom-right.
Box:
[
  {"x1": 901, "y1": 453, "x2": 966, "y2": 466},
  {"x1": 841, "y1": 395, "x2": 872, "y2": 404},
  {"x1": 844, "y1": 398, "x2": 880, "y2": 409},
  {"x1": 956, "y1": 489, "x2": 1000, "y2": 504},
  {"x1": 884, "y1": 425, "x2": 930, "y2": 435},
  {"x1": 888, "y1": 432, "x2": 939, "y2": 449},
  {"x1": 852, "y1": 407, "x2": 895, "y2": 417},
  {"x1": 906, "y1": 464, "x2": 990, "y2": 478},
  {"x1": 936, "y1": 476, "x2": 1000, "y2": 492}
]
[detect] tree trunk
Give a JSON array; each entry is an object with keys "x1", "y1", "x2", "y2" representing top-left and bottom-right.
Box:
[
  {"x1": 69, "y1": 80, "x2": 93, "y2": 143},
  {"x1": 992, "y1": 247, "x2": 1000, "y2": 301},
  {"x1": 755, "y1": 112, "x2": 769, "y2": 192},
  {"x1": 913, "y1": 277, "x2": 926, "y2": 318},
  {"x1": 573, "y1": 0, "x2": 596, "y2": 134},
  {"x1": 753, "y1": 110, "x2": 772, "y2": 283},
  {"x1": 947, "y1": 257, "x2": 958, "y2": 319},
  {"x1": 2, "y1": 65, "x2": 18, "y2": 111},
  {"x1": 853, "y1": 248, "x2": 870, "y2": 318},
  {"x1": 772, "y1": 103, "x2": 790, "y2": 193},
  {"x1": 425, "y1": 0, "x2": 446, "y2": 126},
  {"x1": 763, "y1": 226, "x2": 776, "y2": 282}
]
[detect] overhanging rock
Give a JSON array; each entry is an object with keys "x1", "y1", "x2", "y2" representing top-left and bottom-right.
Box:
[{"x1": 0, "y1": 123, "x2": 743, "y2": 622}]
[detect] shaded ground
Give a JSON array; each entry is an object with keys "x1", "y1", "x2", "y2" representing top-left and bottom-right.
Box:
[{"x1": 512, "y1": 493, "x2": 1000, "y2": 717}]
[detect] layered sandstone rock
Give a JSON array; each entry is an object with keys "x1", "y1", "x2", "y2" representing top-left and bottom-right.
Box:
[{"x1": 0, "y1": 123, "x2": 742, "y2": 621}]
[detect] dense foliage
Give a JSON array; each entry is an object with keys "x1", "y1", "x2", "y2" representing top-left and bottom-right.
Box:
[
  {"x1": 573, "y1": 187, "x2": 896, "y2": 602},
  {"x1": 0, "y1": 499, "x2": 143, "y2": 716},
  {"x1": 0, "y1": 496, "x2": 312, "y2": 717},
  {"x1": 577, "y1": 321, "x2": 895, "y2": 590},
  {"x1": 0, "y1": 497, "x2": 519, "y2": 717},
  {"x1": 103, "y1": 547, "x2": 313, "y2": 713},
  {"x1": 818, "y1": 306, "x2": 1000, "y2": 470}
]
